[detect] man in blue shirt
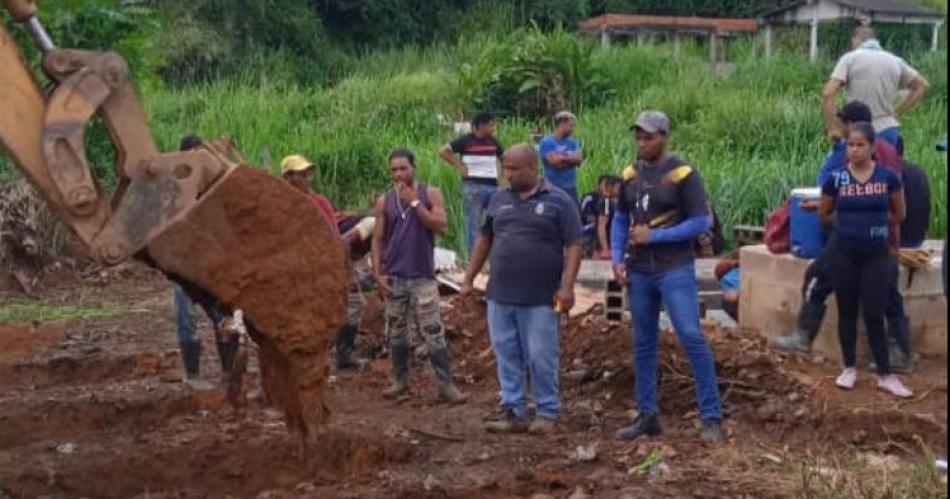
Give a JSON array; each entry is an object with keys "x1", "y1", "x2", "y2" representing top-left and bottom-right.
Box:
[{"x1": 539, "y1": 111, "x2": 584, "y2": 201}]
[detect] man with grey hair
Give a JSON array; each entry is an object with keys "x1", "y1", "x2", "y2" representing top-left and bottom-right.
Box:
[
  {"x1": 539, "y1": 111, "x2": 584, "y2": 201},
  {"x1": 822, "y1": 25, "x2": 930, "y2": 155},
  {"x1": 611, "y1": 111, "x2": 724, "y2": 443}
]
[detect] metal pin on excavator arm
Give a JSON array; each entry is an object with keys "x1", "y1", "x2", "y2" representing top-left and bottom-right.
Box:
[{"x1": 0, "y1": 0, "x2": 348, "y2": 450}]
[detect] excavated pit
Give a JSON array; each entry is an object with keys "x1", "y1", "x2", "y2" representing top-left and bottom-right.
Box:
[{"x1": 146, "y1": 166, "x2": 348, "y2": 442}]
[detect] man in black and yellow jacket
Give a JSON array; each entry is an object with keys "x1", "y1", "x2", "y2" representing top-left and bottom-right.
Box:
[{"x1": 611, "y1": 111, "x2": 724, "y2": 443}]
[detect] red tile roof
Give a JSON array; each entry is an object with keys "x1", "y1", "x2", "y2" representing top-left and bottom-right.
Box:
[{"x1": 578, "y1": 14, "x2": 760, "y2": 34}]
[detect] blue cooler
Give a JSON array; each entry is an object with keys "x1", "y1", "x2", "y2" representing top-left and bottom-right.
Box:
[{"x1": 790, "y1": 188, "x2": 824, "y2": 259}]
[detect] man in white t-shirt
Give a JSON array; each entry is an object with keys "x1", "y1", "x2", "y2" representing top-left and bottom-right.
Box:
[{"x1": 822, "y1": 26, "x2": 930, "y2": 156}]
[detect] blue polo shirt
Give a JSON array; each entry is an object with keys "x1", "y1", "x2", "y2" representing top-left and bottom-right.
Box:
[
  {"x1": 482, "y1": 182, "x2": 583, "y2": 306},
  {"x1": 539, "y1": 135, "x2": 581, "y2": 193}
]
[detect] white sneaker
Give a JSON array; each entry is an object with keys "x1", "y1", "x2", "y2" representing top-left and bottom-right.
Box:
[
  {"x1": 836, "y1": 368, "x2": 858, "y2": 390},
  {"x1": 878, "y1": 375, "x2": 914, "y2": 399},
  {"x1": 184, "y1": 376, "x2": 217, "y2": 392}
]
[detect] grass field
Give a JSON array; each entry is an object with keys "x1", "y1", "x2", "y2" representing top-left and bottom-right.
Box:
[
  {"x1": 139, "y1": 42, "x2": 947, "y2": 255},
  {"x1": 0, "y1": 30, "x2": 945, "y2": 256}
]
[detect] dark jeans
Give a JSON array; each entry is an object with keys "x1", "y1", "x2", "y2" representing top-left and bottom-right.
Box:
[
  {"x1": 803, "y1": 252, "x2": 905, "y2": 325},
  {"x1": 174, "y1": 285, "x2": 223, "y2": 345},
  {"x1": 826, "y1": 243, "x2": 892, "y2": 374}
]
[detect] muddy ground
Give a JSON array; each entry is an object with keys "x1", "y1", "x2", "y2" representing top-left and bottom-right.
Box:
[{"x1": 0, "y1": 263, "x2": 946, "y2": 499}]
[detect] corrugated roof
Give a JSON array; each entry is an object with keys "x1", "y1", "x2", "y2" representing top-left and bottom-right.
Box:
[
  {"x1": 762, "y1": 0, "x2": 944, "y2": 20},
  {"x1": 578, "y1": 14, "x2": 760, "y2": 34},
  {"x1": 837, "y1": 0, "x2": 943, "y2": 16}
]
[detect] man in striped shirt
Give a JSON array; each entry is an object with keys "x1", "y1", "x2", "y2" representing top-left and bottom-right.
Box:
[{"x1": 440, "y1": 112, "x2": 504, "y2": 254}]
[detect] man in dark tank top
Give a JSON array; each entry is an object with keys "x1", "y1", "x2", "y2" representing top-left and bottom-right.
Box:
[{"x1": 371, "y1": 149, "x2": 467, "y2": 404}]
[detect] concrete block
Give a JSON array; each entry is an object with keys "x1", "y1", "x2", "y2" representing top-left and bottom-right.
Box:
[{"x1": 739, "y1": 244, "x2": 947, "y2": 362}]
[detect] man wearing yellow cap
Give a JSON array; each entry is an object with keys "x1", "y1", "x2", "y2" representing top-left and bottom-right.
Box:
[
  {"x1": 281, "y1": 155, "x2": 339, "y2": 236},
  {"x1": 280, "y1": 154, "x2": 376, "y2": 369}
]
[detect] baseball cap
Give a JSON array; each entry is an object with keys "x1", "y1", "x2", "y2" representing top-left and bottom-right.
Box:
[
  {"x1": 631, "y1": 111, "x2": 670, "y2": 135},
  {"x1": 837, "y1": 101, "x2": 873, "y2": 124},
  {"x1": 280, "y1": 155, "x2": 315, "y2": 175}
]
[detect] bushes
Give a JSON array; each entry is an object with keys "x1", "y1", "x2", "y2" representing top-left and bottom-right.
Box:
[
  {"x1": 458, "y1": 25, "x2": 613, "y2": 119},
  {"x1": 0, "y1": 20, "x2": 946, "y2": 253}
]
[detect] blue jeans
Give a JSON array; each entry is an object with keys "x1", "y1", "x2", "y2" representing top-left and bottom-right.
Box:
[
  {"x1": 488, "y1": 301, "x2": 561, "y2": 421},
  {"x1": 628, "y1": 264, "x2": 722, "y2": 422},
  {"x1": 173, "y1": 285, "x2": 223, "y2": 346},
  {"x1": 878, "y1": 127, "x2": 904, "y2": 156},
  {"x1": 462, "y1": 181, "x2": 497, "y2": 254}
]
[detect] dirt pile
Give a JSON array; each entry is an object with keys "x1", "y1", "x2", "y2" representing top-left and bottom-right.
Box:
[
  {"x1": 443, "y1": 293, "x2": 493, "y2": 383},
  {"x1": 560, "y1": 316, "x2": 809, "y2": 420},
  {"x1": 146, "y1": 166, "x2": 348, "y2": 446}
]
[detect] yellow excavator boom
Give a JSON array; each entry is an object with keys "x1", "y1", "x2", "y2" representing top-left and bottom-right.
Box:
[{"x1": 0, "y1": 0, "x2": 348, "y2": 450}]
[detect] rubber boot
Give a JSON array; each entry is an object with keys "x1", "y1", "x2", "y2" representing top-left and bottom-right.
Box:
[
  {"x1": 429, "y1": 347, "x2": 467, "y2": 405},
  {"x1": 886, "y1": 317, "x2": 913, "y2": 373},
  {"x1": 336, "y1": 325, "x2": 360, "y2": 370},
  {"x1": 772, "y1": 302, "x2": 825, "y2": 354},
  {"x1": 383, "y1": 342, "x2": 410, "y2": 400},
  {"x1": 181, "y1": 340, "x2": 214, "y2": 391},
  {"x1": 216, "y1": 337, "x2": 239, "y2": 382},
  {"x1": 181, "y1": 340, "x2": 202, "y2": 379}
]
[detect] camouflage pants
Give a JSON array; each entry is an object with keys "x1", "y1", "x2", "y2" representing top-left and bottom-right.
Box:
[
  {"x1": 385, "y1": 277, "x2": 446, "y2": 351},
  {"x1": 346, "y1": 276, "x2": 367, "y2": 328}
]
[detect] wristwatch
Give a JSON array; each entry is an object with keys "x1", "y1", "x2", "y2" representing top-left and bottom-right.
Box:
[{"x1": 410, "y1": 200, "x2": 422, "y2": 209}]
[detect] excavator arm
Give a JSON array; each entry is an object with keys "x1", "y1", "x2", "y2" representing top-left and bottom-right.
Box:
[
  {"x1": 1, "y1": 0, "x2": 348, "y2": 450},
  {"x1": 1, "y1": 0, "x2": 236, "y2": 265}
]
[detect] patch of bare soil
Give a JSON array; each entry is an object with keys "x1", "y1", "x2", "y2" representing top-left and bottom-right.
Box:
[{"x1": 0, "y1": 268, "x2": 945, "y2": 498}]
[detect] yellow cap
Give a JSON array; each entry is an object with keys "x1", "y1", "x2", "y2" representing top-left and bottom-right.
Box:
[
  {"x1": 280, "y1": 155, "x2": 315, "y2": 175},
  {"x1": 622, "y1": 165, "x2": 636, "y2": 180}
]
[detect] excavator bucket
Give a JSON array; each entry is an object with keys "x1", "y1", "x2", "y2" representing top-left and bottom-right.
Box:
[
  {"x1": 0, "y1": 14, "x2": 348, "y2": 445},
  {"x1": 147, "y1": 166, "x2": 348, "y2": 441}
]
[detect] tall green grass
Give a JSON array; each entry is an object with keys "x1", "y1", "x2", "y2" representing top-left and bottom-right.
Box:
[{"x1": 142, "y1": 44, "x2": 947, "y2": 255}]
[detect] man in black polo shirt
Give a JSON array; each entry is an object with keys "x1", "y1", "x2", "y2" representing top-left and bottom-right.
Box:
[
  {"x1": 611, "y1": 111, "x2": 724, "y2": 443},
  {"x1": 463, "y1": 144, "x2": 583, "y2": 435},
  {"x1": 439, "y1": 112, "x2": 505, "y2": 254}
]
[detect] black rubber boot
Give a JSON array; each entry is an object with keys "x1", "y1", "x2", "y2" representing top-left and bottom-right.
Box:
[
  {"x1": 886, "y1": 317, "x2": 913, "y2": 373},
  {"x1": 383, "y1": 342, "x2": 410, "y2": 399},
  {"x1": 216, "y1": 337, "x2": 239, "y2": 379},
  {"x1": 429, "y1": 347, "x2": 467, "y2": 405},
  {"x1": 336, "y1": 325, "x2": 360, "y2": 370},
  {"x1": 773, "y1": 302, "x2": 825, "y2": 354},
  {"x1": 181, "y1": 340, "x2": 202, "y2": 378}
]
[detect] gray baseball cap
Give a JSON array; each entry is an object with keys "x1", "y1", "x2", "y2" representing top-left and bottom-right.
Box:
[{"x1": 631, "y1": 111, "x2": 670, "y2": 135}]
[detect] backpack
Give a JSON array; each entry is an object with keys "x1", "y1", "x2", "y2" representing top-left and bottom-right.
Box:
[
  {"x1": 696, "y1": 203, "x2": 727, "y2": 257},
  {"x1": 579, "y1": 192, "x2": 600, "y2": 228},
  {"x1": 765, "y1": 201, "x2": 791, "y2": 255},
  {"x1": 900, "y1": 162, "x2": 931, "y2": 248}
]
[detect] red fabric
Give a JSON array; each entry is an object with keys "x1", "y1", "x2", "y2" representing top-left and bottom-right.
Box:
[
  {"x1": 309, "y1": 193, "x2": 340, "y2": 237},
  {"x1": 714, "y1": 258, "x2": 740, "y2": 282},
  {"x1": 875, "y1": 139, "x2": 902, "y2": 176},
  {"x1": 874, "y1": 139, "x2": 903, "y2": 251},
  {"x1": 765, "y1": 201, "x2": 791, "y2": 255}
]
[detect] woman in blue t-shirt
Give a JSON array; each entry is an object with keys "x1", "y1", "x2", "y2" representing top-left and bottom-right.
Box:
[{"x1": 819, "y1": 123, "x2": 913, "y2": 399}]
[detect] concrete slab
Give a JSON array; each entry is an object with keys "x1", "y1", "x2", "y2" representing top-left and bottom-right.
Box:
[
  {"x1": 576, "y1": 258, "x2": 721, "y2": 291},
  {"x1": 739, "y1": 244, "x2": 947, "y2": 362}
]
